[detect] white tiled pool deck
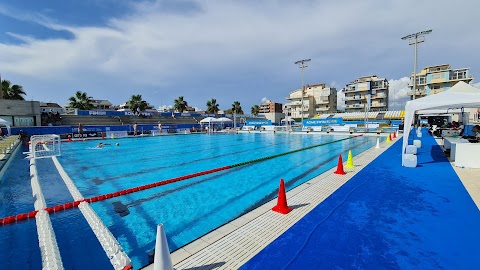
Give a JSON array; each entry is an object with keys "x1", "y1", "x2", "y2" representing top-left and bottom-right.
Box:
[{"x1": 143, "y1": 136, "x2": 396, "y2": 270}]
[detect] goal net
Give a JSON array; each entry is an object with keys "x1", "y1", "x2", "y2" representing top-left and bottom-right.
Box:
[{"x1": 29, "y1": 135, "x2": 61, "y2": 159}]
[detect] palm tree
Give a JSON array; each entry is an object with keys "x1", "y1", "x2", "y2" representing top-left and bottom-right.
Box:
[
  {"x1": 128, "y1": 94, "x2": 148, "y2": 115},
  {"x1": 231, "y1": 101, "x2": 244, "y2": 114},
  {"x1": 174, "y1": 96, "x2": 188, "y2": 112},
  {"x1": 68, "y1": 91, "x2": 94, "y2": 110},
  {"x1": 206, "y1": 98, "x2": 220, "y2": 114},
  {"x1": 251, "y1": 105, "x2": 260, "y2": 116},
  {"x1": 1, "y1": 79, "x2": 26, "y2": 100}
]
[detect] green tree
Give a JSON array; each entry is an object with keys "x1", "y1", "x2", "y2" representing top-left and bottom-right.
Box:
[
  {"x1": 128, "y1": 94, "x2": 148, "y2": 114},
  {"x1": 68, "y1": 91, "x2": 94, "y2": 110},
  {"x1": 206, "y1": 98, "x2": 220, "y2": 114},
  {"x1": 231, "y1": 101, "x2": 244, "y2": 114},
  {"x1": 1, "y1": 79, "x2": 26, "y2": 100},
  {"x1": 174, "y1": 96, "x2": 188, "y2": 112},
  {"x1": 251, "y1": 105, "x2": 260, "y2": 116}
]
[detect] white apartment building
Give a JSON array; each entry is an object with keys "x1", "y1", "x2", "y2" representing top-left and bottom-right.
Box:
[
  {"x1": 409, "y1": 64, "x2": 474, "y2": 99},
  {"x1": 284, "y1": 83, "x2": 337, "y2": 119},
  {"x1": 343, "y1": 75, "x2": 389, "y2": 112}
]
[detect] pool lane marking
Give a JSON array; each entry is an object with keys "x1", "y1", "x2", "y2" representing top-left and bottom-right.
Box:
[
  {"x1": 51, "y1": 156, "x2": 133, "y2": 269},
  {"x1": 0, "y1": 135, "x2": 362, "y2": 226}
]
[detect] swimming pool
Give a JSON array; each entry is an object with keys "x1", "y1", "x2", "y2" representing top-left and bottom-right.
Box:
[{"x1": 1, "y1": 133, "x2": 380, "y2": 269}]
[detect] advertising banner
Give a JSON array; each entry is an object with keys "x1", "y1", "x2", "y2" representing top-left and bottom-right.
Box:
[
  {"x1": 105, "y1": 131, "x2": 128, "y2": 138},
  {"x1": 246, "y1": 120, "x2": 272, "y2": 126},
  {"x1": 302, "y1": 118, "x2": 343, "y2": 126}
]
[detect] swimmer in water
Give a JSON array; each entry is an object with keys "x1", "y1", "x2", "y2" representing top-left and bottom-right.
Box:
[{"x1": 96, "y1": 143, "x2": 111, "y2": 148}]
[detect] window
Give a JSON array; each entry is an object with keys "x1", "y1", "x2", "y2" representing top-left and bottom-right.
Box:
[
  {"x1": 450, "y1": 70, "x2": 466, "y2": 80},
  {"x1": 416, "y1": 76, "x2": 426, "y2": 84}
]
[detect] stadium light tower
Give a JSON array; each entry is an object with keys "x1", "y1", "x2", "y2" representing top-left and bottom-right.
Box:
[
  {"x1": 294, "y1": 59, "x2": 311, "y2": 123},
  {"x1": 401, "y1": 29, "x2": 432, "y2": 100}
]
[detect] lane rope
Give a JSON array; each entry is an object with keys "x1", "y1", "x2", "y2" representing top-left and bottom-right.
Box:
[{"x1": 0, "y1": 135, "x2": 363, "y2": 226}]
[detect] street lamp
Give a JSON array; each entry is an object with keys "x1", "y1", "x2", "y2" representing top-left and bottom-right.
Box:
[
  {"x1": 294, "y1": 59, "x2": 311, "y2": 123},
  {"x1": 401, "y1": 29, "x2": 432, "y2": 100}
]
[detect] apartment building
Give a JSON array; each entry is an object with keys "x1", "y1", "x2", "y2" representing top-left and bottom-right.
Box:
[
  {"x1": 259, "y1": 100, "x2": 283, "y2": 113},
  {"x1": 409, "y1": 64, "x2": 474, "y2": 99},
  {"x1": 258, "y1": 100, "x2": 284, "y2": 124},
  {"x1": 285, "y1": 83, "x2": 337, "y2": 119},
  {"x1": 343, "y1": 75, "x2": 389, "y2": 112}
]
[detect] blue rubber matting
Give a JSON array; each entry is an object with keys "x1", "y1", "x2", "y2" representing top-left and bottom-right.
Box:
[{"x1": 241, "y1": 132, "x2": 480, "y2": 270}]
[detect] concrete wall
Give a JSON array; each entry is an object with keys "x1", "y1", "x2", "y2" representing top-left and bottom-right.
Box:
[
  {"x1": 0, "y1": 100, "x2": 41, "y2": 126},
  {"x1": 259, "y1": 112, "x2": 285, "y2": 124}
]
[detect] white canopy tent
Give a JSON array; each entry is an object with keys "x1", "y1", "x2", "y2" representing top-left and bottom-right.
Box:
[
  {"x1": 199, "y1": 117, "x2": 219, "y2": 133},
  {"x1": 0, "y1": 117, "x2": 12, "y2": 135},
  {"x1": 402, "y1": 82, "x2": 480, "y2": 166},
  {"x1": 216, "y1": 117, "x2": 232, "y2": 122},
  {"x1": 199, "y1": 117, "x2": 218, "y2": 123}
]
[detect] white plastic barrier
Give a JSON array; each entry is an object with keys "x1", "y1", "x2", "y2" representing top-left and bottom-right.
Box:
[
  {"x1": 52, "y1": 157, "x2": 83, "y2": 200},
  {"x1": 405, "y1": 145, "x2": 417, "y2": 155},
  {"x1": 403, "y1": 154, "x2": 417, "y2": 167},
  {"x1": 52, "y1": 157, "x2": 132, "y2": 270},
  {"x1": 331, "y1": 126, "x2": 351, "y2": 132},
  {"x1": 78, "y1": 202, "x2": 131, "y2": 270},
  {"x1": 30, "y1": 158, "x2": 64, "y2": 269},
  {"x1": 413, "y1": 139, "x2": 422, "y2": 148}
]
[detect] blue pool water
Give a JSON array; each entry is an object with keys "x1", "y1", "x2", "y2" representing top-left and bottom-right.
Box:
[{"x1": 1, "y1": 133, "x2": 379, "y2": 269}]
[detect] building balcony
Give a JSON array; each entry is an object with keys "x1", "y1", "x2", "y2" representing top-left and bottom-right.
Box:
[
  {"x1": 316, "y1": 107, "x2": 330, "y2": 112},
  {"x1": 408, "y1": 90, "x2": 427, "y2": 96},
  {"x1": 371, "y1": 103, "x2": 386, "y2": 107},
  {"x1": 371, "y1": 93, "x2": 387, "y2": 99},
  {"x1": 346, "y1": 104, "x2": 365, "y2": 109},
  {"x1": 345, "y1": 96, "x2": 366, "y2": 101},
  {"x1": 449, "y1": 74, "x2": 474, "y2": 81},
  {"x1": 316, "y1": 100, "x2": 330, "y2": 104}
]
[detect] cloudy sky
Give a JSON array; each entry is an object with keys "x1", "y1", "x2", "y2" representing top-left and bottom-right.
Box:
[{"x1": 0, "y1": 0, "x2": 478, "y2": 112}]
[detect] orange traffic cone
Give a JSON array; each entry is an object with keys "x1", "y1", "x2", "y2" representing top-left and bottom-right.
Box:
[
  {"x1": 334, "y1": 155, "x2": 346, "y2": 175},
  {"x1": 393, "y1": 131, "x2": 397, "y2": 139},
  {"x1": 272, "y1": 179, "x2": 292, "y2": 214}
]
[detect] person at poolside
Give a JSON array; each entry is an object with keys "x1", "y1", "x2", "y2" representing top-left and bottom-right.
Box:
[
  {"x1": 471, "y1": 125, "x2": 480, "y2": 141},
  {"x1": 157, "y1": 122, "x2": 162, "y2": 134},
  {"x1": 399, "y1": 119, "x2": 404, "y2": 131},
  {"x1": 78, "y1": 123, "x2": 83, "y2": 135},
  {"x1": 133, "y1": 123, "x2": 138, "y2": 136},
  {"x1": 456, "y1": 122, "x2": 465, "y2": 136}
]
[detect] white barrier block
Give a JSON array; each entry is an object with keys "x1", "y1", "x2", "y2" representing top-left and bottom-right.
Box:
[
  {"x1": 403, "y1": 154, "x2": 417, "y2": 168},
  {"x1": 413, "y1": 139, "x2": 422, "y2": 148},
  {"x1": 406, "y1": 145, "x2": 417, "y2": 155}
]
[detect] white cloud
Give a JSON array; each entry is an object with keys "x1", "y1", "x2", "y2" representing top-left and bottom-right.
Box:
[
  {"x1": 472, "y1": 82, "x2": 480, "y2": 89},
  {"x1": 388, "y1": 77, "x2": 411, "y2": 111},
  {"x1": 260, "y1": 97, "x2": 268, "y2": 103},
  {"x1": 336, "y1": 90, "x2": 345, "y2": 111},
  {"x1": 0, "y1": 0, "x2": 479, "y2": 110}
]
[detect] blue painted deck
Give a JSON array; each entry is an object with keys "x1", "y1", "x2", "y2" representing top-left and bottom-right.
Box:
[{"x1": 241, "y1": 133, "x2": 480, "y2": 269}]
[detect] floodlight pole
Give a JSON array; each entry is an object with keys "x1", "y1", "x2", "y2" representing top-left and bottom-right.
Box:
[
  {"x1": 295, "y1": 59, "x2": 311, "y2": 123},
  {"x1": 401, "y1": 30, "x2": 432, "y2": 100}
]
